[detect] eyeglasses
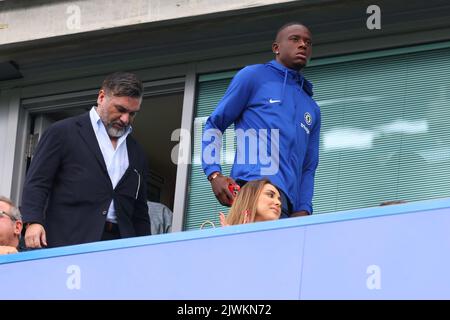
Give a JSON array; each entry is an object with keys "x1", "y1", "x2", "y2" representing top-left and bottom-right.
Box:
[{"x1": 0, "y1": 210, "x2": 17, "y2": 221}]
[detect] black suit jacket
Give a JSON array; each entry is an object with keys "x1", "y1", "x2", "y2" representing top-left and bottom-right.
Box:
[{"x1": 21, "y1": 112, "x2": 151, "y2": 247}]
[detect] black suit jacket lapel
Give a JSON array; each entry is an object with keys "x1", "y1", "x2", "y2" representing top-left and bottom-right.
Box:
[
  {"x1": 126, "y1": 136, "x2": 138, "y2": 169},
  {"x1": 116, "y1": 136, "x2": 137, "y2": 187},
  {"x1": 76, "y1": 112, "x2": 109, "y2": 175}
]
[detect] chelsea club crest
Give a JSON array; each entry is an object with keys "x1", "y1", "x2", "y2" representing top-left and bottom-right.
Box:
[{"x1": 304, "y1": 112, "x2": 312, "y2": 125}]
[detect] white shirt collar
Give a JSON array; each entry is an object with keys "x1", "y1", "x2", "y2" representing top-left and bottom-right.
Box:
[{"x1": 89, "y1": 106, "x2": 132, "y2": 138}]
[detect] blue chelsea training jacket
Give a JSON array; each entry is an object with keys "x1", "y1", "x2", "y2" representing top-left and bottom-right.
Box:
[{"x1": 202, "y1": 60, "x2": 321, "y2": 213}]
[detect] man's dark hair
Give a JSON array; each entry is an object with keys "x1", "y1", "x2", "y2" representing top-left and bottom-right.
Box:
[
  {"x1": 275, "y1": 21, "x2": 308, "y2": 41},
  {"x1": 101, "y1": 72, "x2": 143, "y2": 98}
]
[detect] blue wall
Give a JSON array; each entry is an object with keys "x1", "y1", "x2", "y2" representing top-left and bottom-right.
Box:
[{"x1": 1, "y1": 198, "x2": 450, "y2": 299}]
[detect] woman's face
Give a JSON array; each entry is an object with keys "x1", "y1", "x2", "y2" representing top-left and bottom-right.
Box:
[{"x1": 255, "y1": 184, "x2": 282, "y2": 221}]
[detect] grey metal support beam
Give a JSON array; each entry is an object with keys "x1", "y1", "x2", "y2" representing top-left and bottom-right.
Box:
[
  {"x1": 10, "y1": 105, "x2": 30, "y2": 205},
  {"x1": 172, "y1": 64, "x2": 196, "y2": 232},
  {"x1": 0, "y1": 88, "x2": 21, "y2": 200}
]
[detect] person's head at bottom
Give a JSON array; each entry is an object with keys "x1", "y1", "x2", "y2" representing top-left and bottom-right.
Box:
[
  {"x1": 0, "y1": 196, "x2": 23, "y2": 254},
  {"x1": 221, "y1": 179, "x2": 282, "y2": 226}
]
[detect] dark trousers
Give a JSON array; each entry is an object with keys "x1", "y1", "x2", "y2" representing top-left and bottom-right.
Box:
[
  {"x1": 236, "y1": 179, "x2": 292, "y2": 218},
  {"x1": 101, "y1": 222, "x2": 121, "y2": 241}
]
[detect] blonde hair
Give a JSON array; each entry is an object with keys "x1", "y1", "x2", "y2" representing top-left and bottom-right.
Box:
[{"x1": 225, "y1": 178, "x2": 276, "y2": 225}]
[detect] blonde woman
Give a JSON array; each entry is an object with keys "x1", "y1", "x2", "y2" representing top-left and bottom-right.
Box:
[{"x1": 220, "y1": 179, "x2": 282, "y2": 226}]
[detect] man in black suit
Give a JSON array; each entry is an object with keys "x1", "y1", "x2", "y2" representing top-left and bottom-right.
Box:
[{"x1": 21, "y1": 72, "x2": 151, "y2": 248}]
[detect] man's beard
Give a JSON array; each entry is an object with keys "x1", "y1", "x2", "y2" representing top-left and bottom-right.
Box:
[{"x1": 105, "y1": 121, "x2": 129, "y2": 138}]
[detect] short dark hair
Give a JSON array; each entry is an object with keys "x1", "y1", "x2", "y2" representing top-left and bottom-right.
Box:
[
  {"x1": 275, "y1": 21, "x2": 308, "y2": 41},
  {"x1": 101, "y1": 72, "x2": 143, "y2": 98}
]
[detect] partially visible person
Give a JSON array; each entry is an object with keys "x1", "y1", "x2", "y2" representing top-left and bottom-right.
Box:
[
  {"x1": 0, "y1": 196, "x2": 23, "y2": 255},
  {"x1": 220, "y1": 179, "x2": 282, "y2": 226},
  {"x1": 21, "y1": 72, "x2": 151, "y2": 248},
  {"x1": 147, "y1": 201, "x2": 173, "y2": 235}
]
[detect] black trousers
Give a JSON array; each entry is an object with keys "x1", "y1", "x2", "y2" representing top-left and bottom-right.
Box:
[{"x1": 101, "y1": 222, "x2": 121, "y2": 241}]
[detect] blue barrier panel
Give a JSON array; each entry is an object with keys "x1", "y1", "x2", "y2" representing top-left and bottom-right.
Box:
[
  {"x1": 1, "y1": 197, "x2": 450, "y2": 299},
  {"x1": 301, "y1": 207, "x2": 450, "y2": 299}
]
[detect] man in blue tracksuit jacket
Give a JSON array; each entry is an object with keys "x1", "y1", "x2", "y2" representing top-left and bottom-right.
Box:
[{"x1": 202, "y1": 22, "x2": 321, "y2": 217}]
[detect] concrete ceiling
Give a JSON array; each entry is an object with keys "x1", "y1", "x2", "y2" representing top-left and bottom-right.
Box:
[{"x1": 2, "y1": 0, "x2": 450, "y2": 87}]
